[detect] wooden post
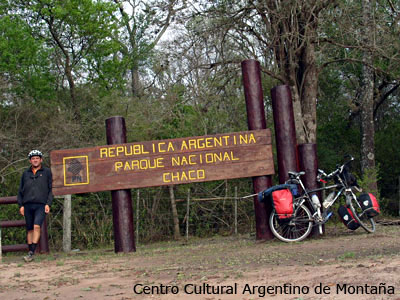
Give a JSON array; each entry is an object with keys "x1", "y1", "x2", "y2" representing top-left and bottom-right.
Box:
[
  {"x1": 63, "y1": 194, "x2": 72, "y2": 252},
  {"x1": 136, "y1": 190, "x2": 140, "y2": 245},
  {"x1": 106, "y1": 116, "x2": 135, "y2": 253},
  {"x1": 39, "y1": 217, "x2": 50, "y2": 253},
  {"x1": 186, "y1": 189, "x2": 190, "y2": 241},
  {"x1": 169, "y1": 185, "x2": 180, "y2": 239},
  {"x1": 234, "y1": 186, "x2": 238, "y2": 235},
  {"x1": 271, "y1": 85, "x2": 298, "y2": 184},
  {"x1": 0, "y1": 227, "x2": 2, "y2": 263},
  {"x1": 241, "y1": 59, "x2": 274, "y2": 240},
  {"x1": 0, "y1": 196, "x2": 49, "y2": 254},
  {"x1": 398, "y1": 176, "x2": 400, "y2": 217}
]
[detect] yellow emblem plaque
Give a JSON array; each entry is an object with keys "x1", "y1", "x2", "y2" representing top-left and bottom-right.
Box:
[{"x1": 63, "y1": 156, "x2": 89, "y2": 186}]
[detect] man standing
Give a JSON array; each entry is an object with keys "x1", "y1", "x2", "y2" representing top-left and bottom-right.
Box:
[{"x1": 17, "y1": 150, "x2": 53, "y2": 262}]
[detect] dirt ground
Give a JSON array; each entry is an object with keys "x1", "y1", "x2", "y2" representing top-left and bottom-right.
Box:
[{"x1": 1, "y1": 223, "x2": 400, "y2": 300}]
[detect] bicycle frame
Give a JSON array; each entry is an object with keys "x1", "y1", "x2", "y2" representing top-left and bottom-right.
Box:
[
  {"x1": 293, "y1": 180, "x2": 349, "y2": 226},
  {"x1": 294, "y1": 176, "x2": 363, "y2": 226}
]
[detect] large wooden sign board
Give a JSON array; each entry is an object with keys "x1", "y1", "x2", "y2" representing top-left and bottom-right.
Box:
[{"x1": 50, "y1": 129, "x2": 274, "y2": 196}]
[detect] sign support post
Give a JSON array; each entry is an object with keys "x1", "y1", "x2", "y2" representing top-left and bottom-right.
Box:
[
  {"x1": 271, "y1": 85, "x2": 299, "y2": 184},
  {"x1": 106, "y1": 116, "x2": 136, "y2": 253},
  {"x1": 63, "y1": 194, "x2": 72, "y2": 252},
  {"x1": 241, "y1": 59, "x2": 274, "y2": 240}
]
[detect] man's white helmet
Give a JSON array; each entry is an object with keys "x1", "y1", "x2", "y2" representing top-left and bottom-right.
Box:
[{"x1": 28, "y1": 150, "x2": 43, "y2": 159}]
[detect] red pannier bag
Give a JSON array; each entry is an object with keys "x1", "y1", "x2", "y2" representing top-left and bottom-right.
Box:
[
  {"x1": 271, "y1": 189, "x2": 294, "y2": 219},
  {"x1": 358, "y1": 193, "x2": 380, "y2": 218},
  {"x1": 338, "y1": 205, "x2": 360, "y2": 230}
]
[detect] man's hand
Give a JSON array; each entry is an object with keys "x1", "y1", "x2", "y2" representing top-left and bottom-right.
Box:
[
  {"x1": 45, "y1": 205, "x2": 50, "y2": 214},
  {"x1": 19, "y1": 206, "x2": 24, "y2": 216}
]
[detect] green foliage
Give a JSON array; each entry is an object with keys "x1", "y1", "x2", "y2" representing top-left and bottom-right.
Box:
[
  {"x1": 0, "y1": 15, "x2": 55, "y2": 102},
  {"x1": 375, "y1": 118, "x2": 400, "y2": 216},
  {"x1": 356, "y1": 166, "x2": 381, "y2": 198},
  {"x1": 376, "y1": 119, "x2": 400, "y2": 196},
  {"x1": 316, "y1": 84, "x2": 362, "y2": 174},
  {"x1": 47, "y1": 193, "x2": 114, "y2": 250}
]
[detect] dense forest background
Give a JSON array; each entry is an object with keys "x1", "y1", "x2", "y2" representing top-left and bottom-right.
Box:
[{"x1": 1, "y1": 0, "x2": 399, "y2": 249}]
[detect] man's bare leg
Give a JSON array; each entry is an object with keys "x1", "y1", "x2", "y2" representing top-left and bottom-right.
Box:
[
  {"x1": 27, "y1": 230, "x2": 33, "y2": 244},
  {"x1": 32, "y1": 225, "x2": 41, "y2": 244}
]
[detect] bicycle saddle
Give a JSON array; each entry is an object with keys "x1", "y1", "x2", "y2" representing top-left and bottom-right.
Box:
[{"x1": 288, "y1": 171, "x2": 305, "y2": 178}]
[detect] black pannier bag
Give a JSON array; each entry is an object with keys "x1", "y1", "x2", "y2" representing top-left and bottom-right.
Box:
[
  {"x1": 258, "y1": 184, "x2": 295, "y2": 219},
  {"x1": 338, "y1": 205, "x2": 360, "y2": 230},
  {"x1": 358, "y1": 193, "x2": 380, "y2": 218}
]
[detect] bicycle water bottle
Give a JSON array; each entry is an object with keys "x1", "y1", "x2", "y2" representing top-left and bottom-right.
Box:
[
  {"x1": 322, "y1": 192, "x2": 336, "y2": 209},
  {"x1": 311, "y1": 194, "x2": 321, "y2": 209},
  {"x1": 325, "y1": 211, "x2": 333, "y2": 221}
]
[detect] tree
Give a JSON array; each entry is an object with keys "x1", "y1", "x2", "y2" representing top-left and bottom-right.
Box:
[
  {"x1": 113, "y1": 0, "x2": 186, "y2": 101},
  {"x1": 320, "y1": 0, "x2": 400, "y2": 192},
  {"x1": 190, "y1": 0, "x2": 336, "y2": 144},
  {"x1": 359, "y1": 0, "x2": 377, "y2": 191},
  {"x1": 9, "y1": 0, "x2": 121, "y2": 119},
  {"x1": 0, "y1": 14, "x2": 55, "y2": 104}
]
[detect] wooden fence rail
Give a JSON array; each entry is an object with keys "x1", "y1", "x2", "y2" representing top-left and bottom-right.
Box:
[{"x1": 0, "y1": 196, "x2": 49, "y2": 255}]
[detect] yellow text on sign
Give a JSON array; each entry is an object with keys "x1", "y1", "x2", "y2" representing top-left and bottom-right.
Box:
[
  {"x1": 114, "y1": 158, "x2": 164, "y2": 171},
  {"x1": 100, "y1": 144, "x2": 149, "y2": 158},
  {"x1": 162, "y1": 169, "x2": 206, "y2": 183}
]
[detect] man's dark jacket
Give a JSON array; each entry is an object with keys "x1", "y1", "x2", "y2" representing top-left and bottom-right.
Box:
[{"x1": 17, "y1": 166, "x2": 53, "y2": 207}]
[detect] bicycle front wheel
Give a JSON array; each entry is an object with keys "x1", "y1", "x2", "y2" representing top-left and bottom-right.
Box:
[
  {"x1": 269, "y1": 204, "x2": 313, "y2": 242},
  {"x1": 348, "y1": 195, "x2": 376, "y2": 233}
]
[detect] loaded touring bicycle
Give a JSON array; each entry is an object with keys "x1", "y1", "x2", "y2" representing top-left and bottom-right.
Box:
[{"x1": 259, "y1": 156, "x2": 380, "y2": 242}]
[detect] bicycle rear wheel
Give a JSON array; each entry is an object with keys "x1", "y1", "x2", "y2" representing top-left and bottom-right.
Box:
[
  {"x1": 348, "y1": 195, "x2": 376, "y2": 233},
  {"x1": 269, "y1": 204, "x2": 313, "y2": 242}
]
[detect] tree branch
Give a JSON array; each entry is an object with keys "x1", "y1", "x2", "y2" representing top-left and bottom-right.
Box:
[{"x1": 374, "y1": 82, "x2": 400, "y2": 117}]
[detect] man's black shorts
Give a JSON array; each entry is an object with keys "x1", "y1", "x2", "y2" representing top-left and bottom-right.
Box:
[{"x1": 24, "y1": 203, "x2": 46, "y2": 230}]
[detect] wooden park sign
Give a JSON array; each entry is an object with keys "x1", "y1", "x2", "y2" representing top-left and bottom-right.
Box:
[{"x1": 50, "y1": 129, "x2": 274, "y2": 196}]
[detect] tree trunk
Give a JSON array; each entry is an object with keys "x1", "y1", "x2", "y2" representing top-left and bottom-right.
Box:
[
  {"x1": 299, "y1": 44, "x2": 319, "y2": 144},
  {"x1": 360, "y1": 0, "x2": 378, "y2": 192},
  {"x1": 266, "y1": 1, "x2": 319, "y2": 145},
  {"x1": 131, "y1": 67, "x2": 143, "y2": 98},
  {"x1": 65, "y1": 58, "x2": 79, "y2": 120},
  {"x1": 46, "y1": 18, "x2": 79, "y2": 120},
  {"x1": 169, "y1": 185, "x2": 180, "y2": 240}
]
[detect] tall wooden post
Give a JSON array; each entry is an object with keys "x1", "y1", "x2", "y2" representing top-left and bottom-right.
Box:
[
  {"x1": 271, "y1": 85, "x2": 298, "y2": 183},
  {"x1": 298, "y1": 143, "x2": 319, "y2": 196},
  {"x1": 106, "y1": 116, "x2": 136, "y2": 252},
  {"x1": 0, "y1": 227, "x2": 2, "y2": 262},
  {"x1": 38, "y1": 218, "x2": 49, "y2": 253},
  {"x1": 241, "y1": 59, "x2": 274, "y2": 240}
]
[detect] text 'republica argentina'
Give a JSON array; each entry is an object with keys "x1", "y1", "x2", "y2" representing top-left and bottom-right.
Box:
[{"x1": 98, "y1": 133, "x2": 257, "y2": 183}]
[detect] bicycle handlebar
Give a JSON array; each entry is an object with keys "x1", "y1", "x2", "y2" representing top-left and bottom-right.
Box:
[{"x1": 317, "y1": 156, "x2": 355, "y2": 181}]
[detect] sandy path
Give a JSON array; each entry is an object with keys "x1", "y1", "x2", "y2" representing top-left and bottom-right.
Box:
[{"x1": 1, "y1": 224, "x2": 400, "y2": 300}]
